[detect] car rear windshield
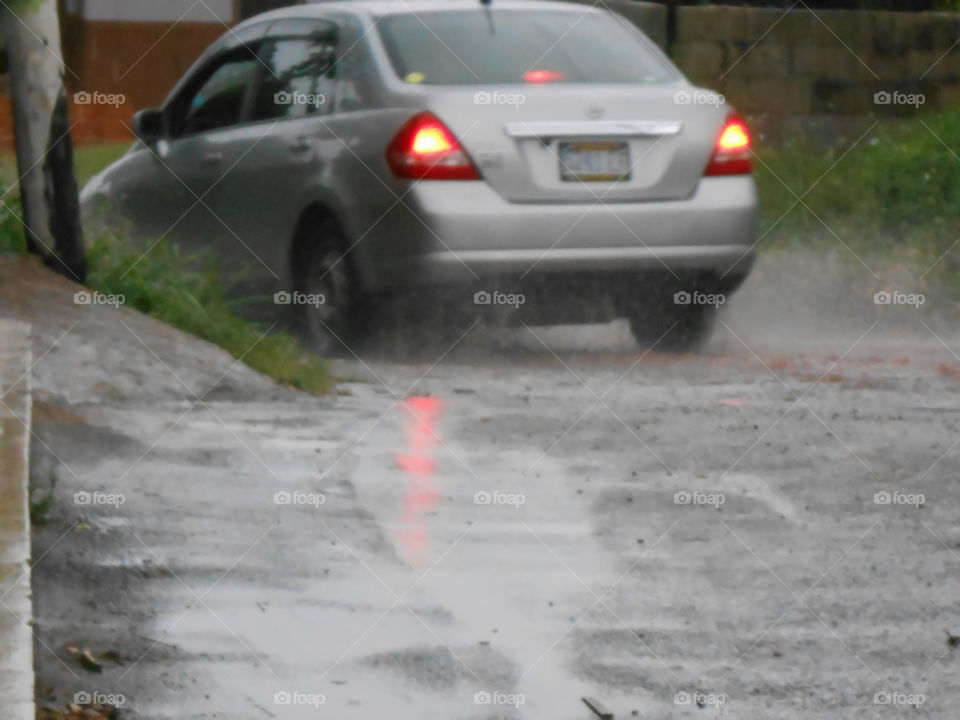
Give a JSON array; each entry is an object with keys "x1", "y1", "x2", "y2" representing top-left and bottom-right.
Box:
[{"x1": 376, "y1": 9, "x2": 675, "y2": 86}]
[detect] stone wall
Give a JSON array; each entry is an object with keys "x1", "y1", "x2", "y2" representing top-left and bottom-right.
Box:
[
  {"x1": 557, "y1": 0, "x2": 669, "y2": 50},
  {"x1": 672, "y1": 6, "x2": 959, "y2": 115}
]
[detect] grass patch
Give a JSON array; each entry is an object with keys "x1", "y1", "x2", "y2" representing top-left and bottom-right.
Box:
[
  {"x1": 0, "y1": 196, "x2": 25, "y2": 254},
  {"x1": 29, "y1": 487, "x2": 54, "y2": 527},
  {"x1": 28, "y1": 463, "x2": 56, "y2": 527},
  {"x1": 752, "y1": 111, "x2": 960, "y2": 288},
  {"x1": 0, "y1": 141, "x2": 128, "y2": 189},
  {"x1": 0, "y1": 142, "x2": 129, "y2": 254},
  {"x1": 87, "y1": 232, "x2": 332, "y2": 394},
  {"x1": 72, "y1": 142, "x2": 129, "y2": 187}
]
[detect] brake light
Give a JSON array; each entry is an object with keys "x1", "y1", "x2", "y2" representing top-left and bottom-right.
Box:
[
  {"x1": 386, "y1": 112, "x2": 480, "y2": 180},
  {"x1": 524, "y1": 70, "x2": 565, "y2": 84},
  {"x1": 704, "y1": 114, "x2": 752, "y2": 176}
]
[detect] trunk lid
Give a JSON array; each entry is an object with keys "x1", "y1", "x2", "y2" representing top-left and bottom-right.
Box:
[{"x1": 425, "y1": 85, "x2": 727, "y2": 203}]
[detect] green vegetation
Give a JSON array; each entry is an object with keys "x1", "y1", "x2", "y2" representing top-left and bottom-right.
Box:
[
  {"x1": 0, "y1": 141, "x2": 127, "y2": 254},
  {"x1": 28, "y1": 467, "x2": 55, "y2": 527},
  {"x1": 28, "y1": 488, "x2": 54, "y2": 526},
  {"x1": 0, "y1": 144, "x2": 332, "y2": 394},
  {"x1": 72, "y1": 142, "x2": 128, "y2": 187},
  {"x1": 752, "y1": 111, "x2": 960, "y2": 287},
  {"x1": 0, "y1": 195, "x2": 25, "y2": 254},
  {"x1": 87, "y1": 232, "x2": 332, "y2": 393}
]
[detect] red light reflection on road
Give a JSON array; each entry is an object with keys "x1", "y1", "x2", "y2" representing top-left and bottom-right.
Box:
[{"x1": 394, "y1": 395, "x2": 444, "y2": 567}]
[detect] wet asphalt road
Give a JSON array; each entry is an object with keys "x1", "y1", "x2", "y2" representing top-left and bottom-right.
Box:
[{"x1": 14, "y1": 255, "x2": 960, "y2": 719}]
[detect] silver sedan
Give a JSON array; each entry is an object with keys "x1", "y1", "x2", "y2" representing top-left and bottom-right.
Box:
[{"x1": 81, "y1": 0, "x2": 758, "y2": 352}]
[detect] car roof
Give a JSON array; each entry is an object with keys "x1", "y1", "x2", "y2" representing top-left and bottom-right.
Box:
[{"x1": 253, "y1": 0, "x2": 603, "y2": 23}]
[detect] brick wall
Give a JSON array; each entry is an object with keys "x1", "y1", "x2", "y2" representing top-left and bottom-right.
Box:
[
  {"x1": 0, "y1": 6, "x2": 228, "y2": 151},
  {"x1": 58, "y1": 17, "x2": 227, "y2": 145}
]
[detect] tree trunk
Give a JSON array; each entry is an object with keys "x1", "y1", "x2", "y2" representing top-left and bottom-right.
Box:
[{"x1": 3, "y1": 0, "x2": 86, "y2": 281}]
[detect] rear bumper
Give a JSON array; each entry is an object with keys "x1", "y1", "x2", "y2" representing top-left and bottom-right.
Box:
[
  {"x1": 363, "y1": 175, "x2": 757, "y2": 291},
  {"x1": 411, "y1": 244, "x2": 754, "y2": 276}
]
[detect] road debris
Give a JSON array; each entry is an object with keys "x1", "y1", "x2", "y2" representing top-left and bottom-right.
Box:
[
  {"x1": 39, "y1": 703, "x2": 121, "y2": 719},
  {"x1": 946, "y1": 624, "x2": 960, "y2": 647},
  {"x1": 582, "y1": 696, "x2": 614, "y2": 720},
  {"x1": 65, "y1": 644, "x2": 104, "y2": 673}
]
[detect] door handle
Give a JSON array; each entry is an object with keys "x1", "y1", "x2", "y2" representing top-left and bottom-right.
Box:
[
  {"x1": 202, "y1": 152, "x2": 223, "y2": 164},
  {"x1": 289, "y1": 137, "x2": 313, "y2": 153}
]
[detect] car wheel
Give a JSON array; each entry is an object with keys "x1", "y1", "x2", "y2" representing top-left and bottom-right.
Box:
[
  {"x1": 297, "y1": 223, "x2": 357, "y2": 356},
  {"x1": 627, "y1": 299, "x2": 717, "y2": 353}
]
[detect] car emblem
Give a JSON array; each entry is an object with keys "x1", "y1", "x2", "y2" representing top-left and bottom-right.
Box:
[{"x1": 586, "y1": 104, "x2": 605, "y2": 120}]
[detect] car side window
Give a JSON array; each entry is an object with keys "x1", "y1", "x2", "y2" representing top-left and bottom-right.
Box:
[
  {"x1": 251, "y1": 34, "x2": 337, "y2": 121},
  {"x1": 176, "y1": 47, "x2": 261, "y2": 137},
  {"x1": 333, "y1": 19, "x2": 377, "y2": 113}
]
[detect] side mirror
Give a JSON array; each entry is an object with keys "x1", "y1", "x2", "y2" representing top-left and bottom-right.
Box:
[{"x1": 132, "y1": 109, "x2": 164, "y2": 144}]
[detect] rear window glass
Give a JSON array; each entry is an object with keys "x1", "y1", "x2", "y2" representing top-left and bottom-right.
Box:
[{"x1": 376, "y1": 9, "x2": 675, "y2": 86}]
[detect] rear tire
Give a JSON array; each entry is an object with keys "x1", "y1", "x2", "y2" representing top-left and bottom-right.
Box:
[
  {"x1": 627, "y1": 299, "x2": 717, "y2": 353},
  {"x1": 294, "y1": 219, "x2": 360, "y2": 356}
]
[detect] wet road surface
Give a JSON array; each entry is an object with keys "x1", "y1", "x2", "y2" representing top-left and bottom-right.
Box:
[{"x1": 13, "y1": 255, "x2": 960, "y2": 719}]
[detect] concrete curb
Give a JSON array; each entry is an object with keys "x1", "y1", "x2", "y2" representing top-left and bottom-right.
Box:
[{"x1": 0, "y1": 319, "x2": 35, "y2": 720}]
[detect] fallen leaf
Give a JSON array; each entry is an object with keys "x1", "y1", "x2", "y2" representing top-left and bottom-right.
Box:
[
  {"x1": 79, "y1": 649, "x2": 103, "y2": 673},
  {"x1": 41, "y1": 702, "x2": 119, "y2": 720},
  {"x1": 65, "y1": 645, "x2": 104, "y2": 673},
  {"x1": 938, "y1": 363, "x2": 960, "y2": 378}
]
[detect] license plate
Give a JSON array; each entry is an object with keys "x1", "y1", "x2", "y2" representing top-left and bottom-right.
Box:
[{"x1": 558, "y1": 141, "x2": 631, "y2": 182}]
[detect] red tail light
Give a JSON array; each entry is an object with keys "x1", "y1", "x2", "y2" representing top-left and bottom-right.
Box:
[
  {"x1": 524, "y1": 70, "x2": 565, "y2": 84},
  {"x1": 386, "y1": 112, "x2": 480, "y2": 180},
  {"x1": 704, "y1": 114, "x2": 752, "y2": 176}
]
